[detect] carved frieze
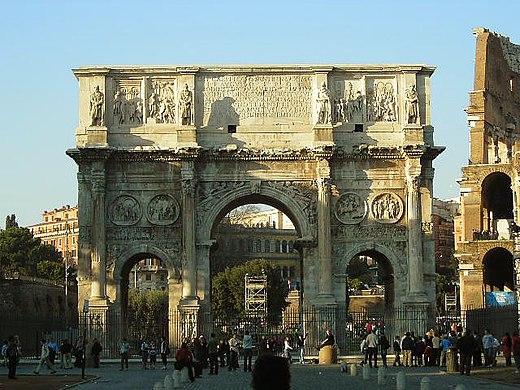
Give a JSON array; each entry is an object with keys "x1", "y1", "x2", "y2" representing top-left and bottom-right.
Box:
[
  {"x1": 147, "y1": 194, "x2": 180, "y2": 225},
  {"x1": 334, "y1": 192, "x2": 367, "y2": 224},
  {"x1": 196, "y1": 181, "x2": 247, "y2": 226},
  {"x1": 148, "y1": 79, "x2": 177, "y2": 124},
  {"x1": 333, "y1": 80, "x2": 364, "y2": 124},
  {"x1": 265, "y1": 181, "x2": 318, "y2": 226},
  {"x1": 333, "y1": 224, "x2": 407, "y2": 240},
  {"x1": 112, "y1": 79, "x2": 143, "y2": 125},
  {"x1": 370, "y1": 193, "x2": 404, "y2": 224},
  {"x1": 366, "y1": 79, "x2": 397, "y2": 122},
  {"x1": 201, "y1": 74, "x2": 312, "y2": 125},
  {"x1": 109, "y1": 195, "x2": 141, "y2": 226}
]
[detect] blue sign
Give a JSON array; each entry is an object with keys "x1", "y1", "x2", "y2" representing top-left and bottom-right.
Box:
[{"x1": 485, "y1": 292, "x2": 517, "y2": 307}]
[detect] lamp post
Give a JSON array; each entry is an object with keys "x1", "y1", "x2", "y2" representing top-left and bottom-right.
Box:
[
  {"x1": 82, "y1": 299, "x2": 89, "y2": 379},
  {"x1": 64, "y1": 223, "x2": 71, "y2": 326}
]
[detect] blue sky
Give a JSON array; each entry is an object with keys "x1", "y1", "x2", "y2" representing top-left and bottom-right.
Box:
[{"x1": 0, "y1": 0, "x2": 517, "y2": 226}]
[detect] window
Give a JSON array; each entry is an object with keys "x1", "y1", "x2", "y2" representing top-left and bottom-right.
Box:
[
  {"x1": 146, "y1": 274, "x2": 152, "y2": 281},
  {"x1": 282, "y1": 240, "x2": 288, "y2": 253},
  {"x1": 255, "y1": 240, "x2": 262, "y2": 253},
  {"x1": 72, "y1": 237, "x2": 76, "y2": 245},
  {"x1": 58, "y1": 238, "x2": 62, "y2": 246},
  {"x1": 275, "y1": 240, "x2": 281, "y2": 253},
  {"x1": 289, "y1": 241, "x2": 294, "y2": 252},
  {"x1": 354, "y1": 124, "x2": 363, "y2": 132},
  {"x1": 264, "y1": 240, "x2": 271, "y2": 253},
  {"x1": 228, "y1": 124, "x2": 237, "y2": 133}
]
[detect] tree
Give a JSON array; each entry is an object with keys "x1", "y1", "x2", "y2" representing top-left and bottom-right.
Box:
[
  {"x1": 0, "y1": 223, "x2": 62, "y2": 279},
  {"x1": 37, "y1": 260, "x2": 64, "y2": 283},
  {"x1": 228, "y1": 205, "x2": 261, "y2": 226},
  {"x1": 127, "y1": 289, "x2": 169, "y2": 340},
  {"x1": 211, "y1": 259, "x2": 289, "y2": 324},
  {"x1": 5, "y1": 214, "x2": 18, "y2": 229}
]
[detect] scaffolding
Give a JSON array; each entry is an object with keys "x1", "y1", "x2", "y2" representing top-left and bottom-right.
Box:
[{"x1": 245, "y1": 271, "x2": 267, "y2": 319}]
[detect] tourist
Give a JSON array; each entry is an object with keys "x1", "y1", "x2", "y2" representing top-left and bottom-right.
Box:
[
  {"x1": 365, "y1": 330, "x2": 378, "y2": 368},
  {"x1": 60, "y1": 339, "x2": 73, "y2": 369},
  {"x1": 149, "y1": 341, "x2": 157, "y2": 369},
  {"x1": 34, "y1": 339, "x2": 56, "y2": 375},
  {"x1": 243, "y1": 330, "x2": 253, "y2": 371},
  {"x1": 511, "y1": 331, "x2": 520, "y2": 373},
  {"x1": 141, "y1": 339, "x2": 149, "y2": 369},
  {"x1": 283, "y1": 336, "x2": 293, "y2": 363},
  {"x1": 415, "y1": 336, "x2": 426, "y2": 366},
  {"x1": 91, "y1": 338, "x2": 102, "y2": 368},
  {"x1": 74, "y1": 336, "x2": 85, "y2": 368},
  {"x1": 432, "y1": 332, "x2": 441, "y2": 366},
  {"x1": 47, "y1": 338, "x2": 58, "y2": 365},
  {"x1": 393, "y1": 336, "x2": 402, "y2": 366},
  {"x1": 218, "y1": 338, "x2": 229, "y2": 367},
  {"x1": 379, "y1": 332, "x2": 390, "y2": 368},
  {"x1": 207, "y1": 333, "x2": 219, "y2": 375},
  {"x1": 458, "y1": 330, "x2": 478, "y2": 376},
  {"x1": 439, "y1": 334, "x2": 452, "y2": 367},
  {"x1": 120, "y1": 338, "x2": 130, "y2": 371},
  {"x1": 401, "y1": 332, "x2": 414, "y2": 367},
  {"x1": 296, "y1": 332, "x2": 308, "y2": 364},
  {"x1": 259, "y1": 335, "x2": 269, "y2": 355},
  {"x1": 159, "y1": 337, "x2": 170, "y2": 370},
  {"x1": 472, "y1": 330, "x2": 483, "y2": 367},
  {"x1": 501, "y1": 333, "x2": 512, "y2": 366},
  {"x1": 228, "y1": 333, "x2": 241, "y2": 371},
  {"x1": 491, "y1": 335, "x2": 500, "y2": 367},
  {"x1": 482, "y1": 329, "x2": 494, "y2": 367},
  {"x1": 6, "y1": 335, "x2": 18, "y2": 379},
  {"x1": 251, "y1": 354, "x2": 290, "y2": 390},
  {"x1": 191, "y1": 337, "x2": 203, "y2": 377},
  {"x1": 1, "y1": 340, "x2": 8, "y2": 366},
  {"x1": 175, "y1": 342, "x2": 195, "y2": 382},
  {"x1": 316, "y1": 329, "x2": 335, "y2": 350},
  {"x1": 199, "y1": 335, "x2": 209, "y2": 369}
]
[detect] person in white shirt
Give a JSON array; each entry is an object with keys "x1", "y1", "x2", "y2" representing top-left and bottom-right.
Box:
[
  {"x1": 365, "y1": 330, "x2": 379, "y2": 368},
  {"x1": 228, "y1": 334, "x2": 241, "y2": 371},
  {"x1": 283, "y1": 336, "x2": 293, "y2": 363}
]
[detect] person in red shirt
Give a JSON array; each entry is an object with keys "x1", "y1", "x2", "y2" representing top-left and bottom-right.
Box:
[
  {"x1": 501, "y1": 333, "x2": 512, "y2": 366},
  {"x1": 175, "y1": 342, "x2": 195, "y2": 382}
]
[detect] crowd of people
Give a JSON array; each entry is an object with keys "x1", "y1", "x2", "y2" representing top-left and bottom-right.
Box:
[{"x1": 358, "y1": 323, "x2": 520, "y2": 376}]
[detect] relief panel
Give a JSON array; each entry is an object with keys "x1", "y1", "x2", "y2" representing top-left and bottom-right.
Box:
[{"x1": 112, "y1": 79, "x2": 143, "y2": 126}]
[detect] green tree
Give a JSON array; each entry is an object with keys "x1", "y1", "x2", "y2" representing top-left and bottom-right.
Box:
[
  {"x1": 347, "y1": 256, "x2": 372, "y2": 285},
  {"x1": 37, "y1": 260, "x2": 64, "y2": 283},
  {"x1": 211, "y1": 259, "x2": 289, "y2": 324},
  {"x1": 5, "y1": 214, "x2": 18, "y2": 229},
  {"x1": 0, "y1": 223, "x2": 62, "y2": 278},
  {"x1": 127, "y1": 289, "x2": 169, "y2": 340}
]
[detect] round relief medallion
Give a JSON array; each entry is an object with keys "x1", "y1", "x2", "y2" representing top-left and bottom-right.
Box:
[
  {"x1": 109, "y1": 195, "x2": 141, "y2": 226},
  {"x1": 334, "y1": 192, "x2": 367, "y2": 224},
  {"x1": 147, "y1": 194, "x2": 180, "y2": 225},
  {"x1": 370, "y1": 193, "x2": 404, "y2": 224}
]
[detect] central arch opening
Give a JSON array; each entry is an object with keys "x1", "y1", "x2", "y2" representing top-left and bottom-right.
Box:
[
  {"x1": 481, "y1": 172, "x2": 513, "y2": 235},
  {"x1": 209, "y1": 196, "x2": 303, "y2": 337},
  {"x1": 482, "y1": 247, "x2": 514, "y2": 293}
]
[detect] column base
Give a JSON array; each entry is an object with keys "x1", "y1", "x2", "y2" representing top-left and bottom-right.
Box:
[
  {"x1": 87, "y1": 296, "x2": 110, "y2": 309},
  {"x1": 403, "y1": 292, "x2": 429, "y2": 305},
  {"x1": 314, "y1": 294, "x2": 337, "y2": 307},
  {"x1": 179, "y1": 297, "x2": 200, "y2": 307}
]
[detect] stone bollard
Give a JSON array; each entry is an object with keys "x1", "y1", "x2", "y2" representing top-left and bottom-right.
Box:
[
  {"x1": 377, "y1": 367, "x2": 386, "y2": 386},
  {"x1": 164, "y1": 374, "x2": 173, "y2": 390},
  {"x1": 396, "y1": 371, "x2": 406, "y2": 390},
  {"x1": 455, "y1": 386, "x2": 466, "y2": 390},
  {"x1": 350, "y1": 363, "x2": 357, "y2": 376},
  {"x1": 172, "y1": 370, "x2": 181, "y2": 388},
  {"x1": 420, "y1": 377, "x2": 431, "y2": 390},
  {"x1": 153, "y1": 381, "x2": 164, "y2": 390},
  {"x1": 180, "y1": 367, "x2": 190, "y2": 383},
  {"x1": 363, "y1": 364, "x2": 370, "y2": 381}
]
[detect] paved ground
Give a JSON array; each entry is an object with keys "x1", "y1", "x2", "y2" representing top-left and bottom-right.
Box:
[{"x1": 3, "y1": 361, "x2": 520, "y2": 390}]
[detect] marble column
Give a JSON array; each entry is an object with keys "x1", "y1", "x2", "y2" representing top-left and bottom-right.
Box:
[
  {"x1": 181, "y1": 161, "x2": 197, "y2": 301},
  {"x1": 90, "y1": 166, "x2": 107, "y2": 302},
  {"x1": 406, "y1": 169, "x2": 425, "y2": 297}
]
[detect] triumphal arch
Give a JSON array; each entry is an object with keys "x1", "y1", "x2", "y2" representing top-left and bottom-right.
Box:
[{"x1": 68, "y1": 64, "x2": 442, "y2": 349}]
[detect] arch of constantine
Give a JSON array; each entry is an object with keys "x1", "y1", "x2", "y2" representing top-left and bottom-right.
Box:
[{"x1": 67, "y1": 64, "x2": 443, "y2": 351}]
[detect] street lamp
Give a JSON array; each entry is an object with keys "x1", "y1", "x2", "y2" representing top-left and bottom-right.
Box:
[
  {"x1": 82, "y1": 299, "x2": 89, "y2": 379},
  {"x1": 64, "y1": 223, "x2": 72, "y2": 325}
]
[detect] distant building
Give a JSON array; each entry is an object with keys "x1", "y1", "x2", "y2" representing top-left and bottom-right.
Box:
[
  {"x1": 456, "y1": 28, "x2": 520, "y2": 309},
  {"x1": 28, "y1": 205, "x2": 79, "y2": 266},
  {"x1": 432, "y1": 198, "x2": 458, "y2": 272}
]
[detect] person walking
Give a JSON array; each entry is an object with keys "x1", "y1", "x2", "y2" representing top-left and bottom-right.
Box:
[
  {"x1": 458, "y1": 330, "x2": 478, "y2": 376},
  {"x1": 283, "y1": 336, "x2": 293, "y2": 363},
  {"x1": 34, "y1": 339, "x2": 56, "y2": 375},
  {"x1": 120, "y1": 338, "x2": 130, "y2": 370},
  {"x1": 432, "y1": 333, "x2": 441, "y2": 366},
  {"x1": 401, "y1": 332, "x2": 414, "y2": 367},
  {"x1": 175, "y1": 342, "x2": 195, "y2": 382},
  {"x1": 482, "y1": 329, "x2": 494, "y2": 367},
  {"x1": 60, "y1": 339, "x2": 73, "y2": 369},
  {"x1": 6, "y1": 335, "x2": 19, "y2": 379},
  {"x1": 243, "y1": 330, "x2": 253, "y2": 371},
  {"x1": 159, "y1": 337, "x2": 170, "y2": 370},
  {"x1": 472, "y1": 330, "x2": 483, "y2": 367},
  {"x1": 439, "y1": 334, "x2": 452, "y2": 367},
  {"x1": 296, "y1": 332, "x2": 308, "y2": 364},
  {"x1": 92, "y1": 338, "x2": 102, "y2": 368},
  {"x1": 501, "y1": 333, "x2": 512, "y2": 366},
  {"x1": 207, "y1": 333, "x2": 219, "y2": 375},
  {"x1": 47, "y1": 338, "x2": 58, "y2": 365}
]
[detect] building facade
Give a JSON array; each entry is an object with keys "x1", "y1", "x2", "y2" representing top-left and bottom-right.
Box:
[
  {"x1": 68, "y1": 63, "x2": 442, "y2": 347},
  {"x1": 432, "y1": 198, "x2": 458, "y2": 272},
  {"x1": 456, "y1": 28, "x2": 520, "y2": 309}
]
